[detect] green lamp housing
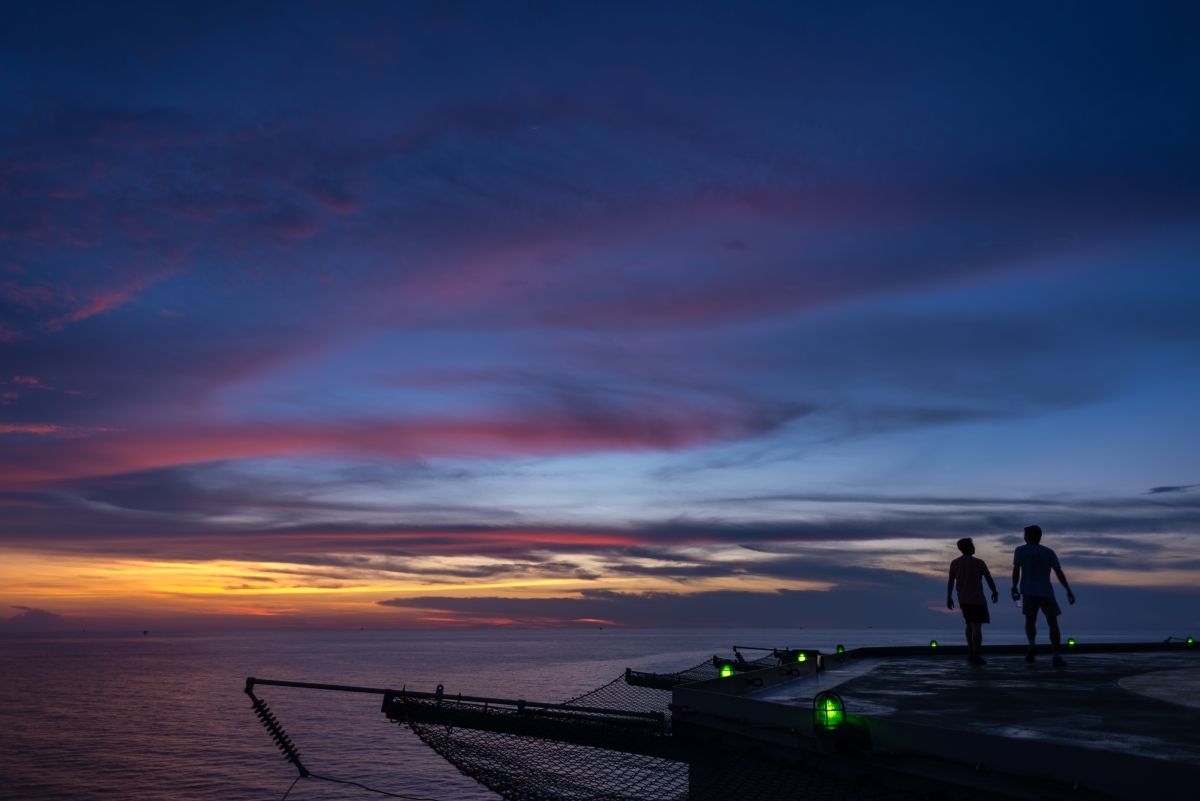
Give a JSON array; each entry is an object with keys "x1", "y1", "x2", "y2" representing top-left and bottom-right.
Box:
[
  {"x1": 1067, "y1": 637, "x2": 1077, "y2": 648},
  {"x1": 797, "y1": 652, "x2": 808, "y2": 663},
  {"x1": 835, "y1": 644, "x2": 845, "y2": 654},
  {"x1": 1187, "y1": 636, "x2": 1195, "y2": 647},
  {"x1": 929, "y1": 640, "x2": 938, "y2": 648},
  {"x1": 719, "y1": 663, "x2": 734, "y2": 678},
  {"x1": 813, "y1": 691, "x2": 845, "y2": 729}
]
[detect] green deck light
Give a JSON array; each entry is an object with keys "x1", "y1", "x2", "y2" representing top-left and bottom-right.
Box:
[
  {"x1": 797, "y1": 652, "x2": 807, "y2": 663},
  {"x1": 1188, "y1": 636, "x2": 1195, "y2": 647},
  {"x1": 813, "y1": 691, "x2": 845, "y2": 730},
  {"x1": 835, "y1": 644, "x2": 845, "y2": 654},
  {"x1": 719, "y1": 663, "x2": 734, "y2": 678},
  {"x1": 929, "y1": 640, "x2": 938, "y2": 649},
  {"x1": 1067, "y1": 638, "x2": 1077, "y2": 648}
]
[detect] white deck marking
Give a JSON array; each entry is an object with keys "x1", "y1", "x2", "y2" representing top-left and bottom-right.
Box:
[{"x1": 1119, "y1": 668, "x2": 1200, "y2": 710}]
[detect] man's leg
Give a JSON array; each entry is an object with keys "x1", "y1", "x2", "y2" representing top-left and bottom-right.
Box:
[
  {"x1": 964, "y1": 621, "x2": 972, "y2": 657},
  {"x1": 1047, "y1": 613, "x2": 1061, "y2": 651},
  {"x1": 1047, "y1": 612, "x2": 1065, "y2": 665},
  {"x1": 971, "y1": 622, "x2": 985, "y2": 663}
]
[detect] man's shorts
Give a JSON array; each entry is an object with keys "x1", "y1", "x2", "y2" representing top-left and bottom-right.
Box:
[
  {"x1": 960, "y1": 603, "x2": 990, "y2": 624},
  {"x1": 1023, "y1": 595, "x2": 1061, "y2": 617}
]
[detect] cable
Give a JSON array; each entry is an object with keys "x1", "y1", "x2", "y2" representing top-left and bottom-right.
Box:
[
  {"x1": 279, "y1": 772, "x2": 446, "y2": 801},
  {"x1": 279, "y1": 775, "x2": 301, "y2": 801},
  {"x1": 311, "y1": 772, "x2": 445, "y2": 800}
]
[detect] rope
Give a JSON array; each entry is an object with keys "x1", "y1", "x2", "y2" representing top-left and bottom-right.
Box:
[
  {"x1": 280, "y1": 772, "x2": 447, "y2": 800},
  {"x1": 280, "y1": 775, "x2": 301, "y2": 800},
  {"x1": 310, "y1": 772, "x2": 445, "y2": 799}
]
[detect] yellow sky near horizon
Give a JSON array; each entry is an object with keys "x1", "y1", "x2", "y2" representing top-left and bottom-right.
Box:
[
  {"x1": 3, "y1": 538, "x2": 1197, "y2": 626},
  {"x1": 0, "y1": 548, "x2": 837, "y2": 621}
]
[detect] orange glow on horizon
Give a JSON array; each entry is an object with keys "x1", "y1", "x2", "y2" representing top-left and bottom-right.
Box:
[
  {"x1": 0, "y1": 547, "x2": 832, "y2": 625},
  {"x1": 6, "y1": 543, "x2": 1193, "y2": 629}
]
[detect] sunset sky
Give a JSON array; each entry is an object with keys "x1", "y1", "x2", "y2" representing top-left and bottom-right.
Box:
[{"x1": 2, "y1": 1, "x2": 1198, "y2": 631}]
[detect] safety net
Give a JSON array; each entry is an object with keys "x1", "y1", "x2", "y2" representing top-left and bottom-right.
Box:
[{"x1": 395, "y1": 654, "x2": 907, "y2": 801}]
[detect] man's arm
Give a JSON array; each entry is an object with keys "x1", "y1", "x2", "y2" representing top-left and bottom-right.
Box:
[
  {"x1": 946, "y1": 564, "x2": 956, "y2": 610},
  {"x1": 1011, "y1": 563, "x2": 1021, "y2": 600},
  {"x1": 983, "y1": 564, "x2": 998, "y2": 603},
  {"x1": 1053, "y1": 565, "x2": 1076, "y2": 605}
]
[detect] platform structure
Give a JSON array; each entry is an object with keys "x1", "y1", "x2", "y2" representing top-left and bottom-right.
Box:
[
  {"x1": 676, "y1": 641, "x2": 1199, "y2": 801},
  {"x1": 246, "y1": 639, "x2": 1199, "y2": 801}
]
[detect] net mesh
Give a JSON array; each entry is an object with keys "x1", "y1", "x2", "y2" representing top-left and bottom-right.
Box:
[
  {"x1": 397, "y1": 654, "x2": 908, "y2": 801},
  {"x1": 402, "y1": 658, "x2": 713, "y2": 801}
]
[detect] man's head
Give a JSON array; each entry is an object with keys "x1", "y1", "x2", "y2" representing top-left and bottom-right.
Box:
[
  {"x1": 1023, "y1": 524, "x2": 1043, "y2": 544},
  {"x1": 956, "y1": 537, "x2": 975, "y2": 555}
]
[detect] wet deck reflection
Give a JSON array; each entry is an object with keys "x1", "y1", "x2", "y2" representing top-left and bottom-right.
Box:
[{"x1": 758, "y1": 651, "x2": 1200, "y2": 765}]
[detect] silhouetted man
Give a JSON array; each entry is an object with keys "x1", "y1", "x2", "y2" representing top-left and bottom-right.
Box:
[
  {"x1": 1011, "y1": 524, "x2": 1075, "y2": 666},
  {"x1": 947, "y1": 537, "x2": 998, "y2": 664}
]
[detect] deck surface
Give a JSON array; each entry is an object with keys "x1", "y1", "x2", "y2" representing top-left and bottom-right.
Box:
[{"x1": 756, "y1": 650, "x2": 1200, "y2": 766}]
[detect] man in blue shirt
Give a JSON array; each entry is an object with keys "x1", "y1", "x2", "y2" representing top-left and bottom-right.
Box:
[{"x1": 1011, "y1": 524, "x2": 1076, "y2": 666}]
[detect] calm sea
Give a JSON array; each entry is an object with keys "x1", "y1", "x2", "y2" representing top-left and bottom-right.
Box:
[{"x1": 0, "y1": 627, "x2": 1175, "y2": 801}]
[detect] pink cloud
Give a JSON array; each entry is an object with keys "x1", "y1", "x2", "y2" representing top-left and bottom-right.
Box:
[
  {"x1": 251, "y1": 206, "x2": 321, "y2": 242},
  {"x1": 7, "y1": 526, "x2": 645, "y2": 564},
  {"x1": 43, "y1": 272, "x2": 172, "y2": 331},
  {"x1": 262, "y1": 528, "x2": 642, "y2": 554},
  {"x1": 0, "y1": 423, "x2": 65, "y2": 435},
  {"x1": 0, "y1": 377, "x2": 83, "y2": 400},
  {"x1": 305, "y1": 179, "x2": 359, "y2": 214},
  {"x1": 47, "y1": 286, "x2": 141, "y2": 329},
  {"x1": 0, "y1": 282, "x2": 56, "y2": 309},
  {"x1": 371, "y1": 188, "x2": 895, "y2": 329},
  {"x1": 0, "y1": 401, "x2": 798, "y2": 487}
]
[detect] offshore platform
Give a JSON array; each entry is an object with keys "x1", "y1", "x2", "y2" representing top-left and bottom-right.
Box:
[{"x1": 247, "y1": 638, "x2": 1199, "y2": 801}]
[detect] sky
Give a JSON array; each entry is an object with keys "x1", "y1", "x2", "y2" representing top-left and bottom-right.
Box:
[{"x1": 2, "y1": 1, "x2": 1198, "y2": 632}]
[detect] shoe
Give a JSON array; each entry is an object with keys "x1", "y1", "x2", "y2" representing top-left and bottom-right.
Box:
[
  {"x1": 1052, "y1": 655, "x2": 1066, "y2": 667},
  {"x1": 1025, "y1": 646, "x2": 1035, "y2": 663}
]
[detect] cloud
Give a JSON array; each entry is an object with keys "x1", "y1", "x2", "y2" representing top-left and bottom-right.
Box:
[
  {"x1": 1, "y1": 605, "x2": 70, "y2": 631},
  {"x1": 377, "y1": 583, "x2": 1200, "y2": 629},
  {"x1": 4, "y1": 468, "x2": 1199, "y2": 583},
  {"x1": 2, "y1": 271, "x2": 174, "y2": 340},
  {"x1": 0, "y1": 423, "x2": 66, "y2": 435},
  {"x1": 0, "y1": 396, "x2": 804, "y2": 486},
  {"x1": 1147, "y1": 484, "x2": 1199, "y2": 495},
  {"x1": 376, "y1": 587, "x2": 930, "y2": 628},
  {"x1": 44, "y1": 273, "x2": 172, "y2": 331},
  {"x1": 0, "y1": 423, "x2": 117, "y2": 437}
]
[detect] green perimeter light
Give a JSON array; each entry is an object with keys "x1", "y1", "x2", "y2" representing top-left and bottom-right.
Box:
[
  {"x1": 797, "y1": 652, "x2": 807, "y2": 663},
  {"x1": 719, "y1": 663, "x2": 734, "y2": 678},
  {"x1": 813, "y1": 691, "x2": 845, "y2": 729},
  {"x1": 836, "y1": 644, "x2": 845, "y2": 654},
  {"x1": 1188, "y1": 636, "x2": 1195, "y2": 647},
  {"x1": 929, "y1": 640, "x2": 938, "y2": 648},
  {"x1": 1067, "y1": 638, "x2": 1077, "y2": 648}
]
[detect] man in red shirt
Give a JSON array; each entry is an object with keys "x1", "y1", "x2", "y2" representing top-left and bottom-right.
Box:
[{"x1": 947, "y1": 537, "x2": 999, "y2": 664}]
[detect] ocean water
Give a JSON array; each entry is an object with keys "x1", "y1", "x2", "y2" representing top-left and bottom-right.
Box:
[{"x1": 0, "y1": 627, "x2": 1176, "y2": 801}]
